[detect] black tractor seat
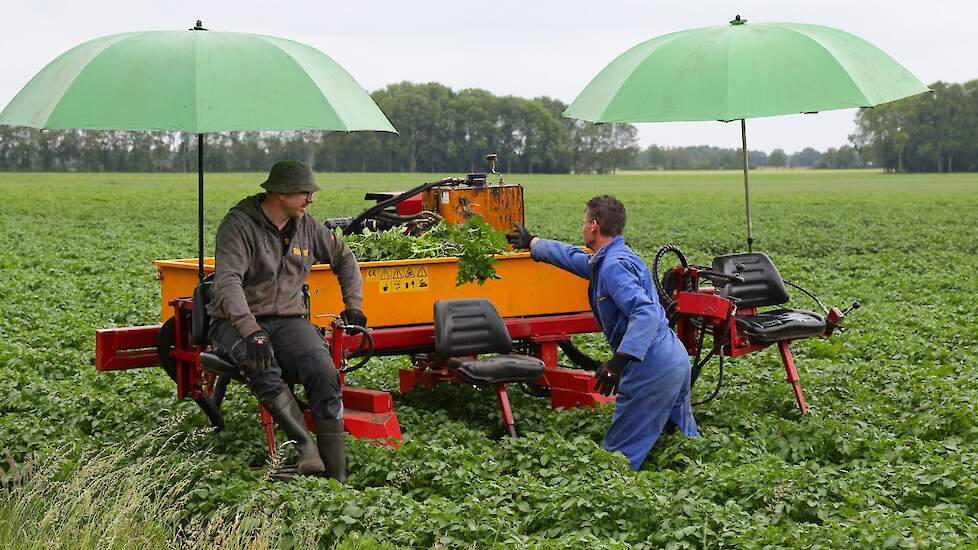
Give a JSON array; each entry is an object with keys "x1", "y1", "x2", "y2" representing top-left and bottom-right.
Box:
[
  {"x1": 450, "y1": 355, "x2": 546, "y2": 385},
  {"x1": 713, "y1": 252, "x2": 827, "y2": 344},
  {"x1": 434, "y1": 298, "x2": 545, "y2": 437},
  {"x1": 735, "y1": 309, "x2": 826, "y2": 343},
  {"x1": 435, "y1": 299, "x2": 544, "y2": 386}
]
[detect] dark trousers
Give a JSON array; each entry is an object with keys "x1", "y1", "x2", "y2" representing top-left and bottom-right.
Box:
[{"x1": 208, "y1": 316, "x2": 343, "y2": 422}]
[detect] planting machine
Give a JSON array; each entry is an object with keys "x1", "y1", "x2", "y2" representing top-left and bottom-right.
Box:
[{"x1": 95, "y1": 155, "x2": 857, "y2": 457}]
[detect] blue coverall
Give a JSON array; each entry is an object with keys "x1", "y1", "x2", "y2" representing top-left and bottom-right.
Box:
[{"x1": 533, "y1": 236, "x2": 698, "y2": 470}]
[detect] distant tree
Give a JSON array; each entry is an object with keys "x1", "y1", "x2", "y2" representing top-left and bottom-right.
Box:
[
  {"x1": 789, "y1": 148, "x2": 822, "y2": 167},
  {"x1": 747, "y1": 149, "x2": 769, "y2": 168},
  {"x1": 853, "y1": 79, "x2": 978, "y2": 173},
  {"x1": 815, "y1": 145, "x2": 865, "y2": 169}
]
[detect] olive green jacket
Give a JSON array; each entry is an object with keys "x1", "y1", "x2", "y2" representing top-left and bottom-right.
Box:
[{"x1": 207, "y1": 194, "x2": 363, "y2": 337}]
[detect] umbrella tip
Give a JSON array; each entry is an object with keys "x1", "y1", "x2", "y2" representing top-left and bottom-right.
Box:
[
  {"x1": 190, "y1": 20, "x2": 208, "y2": 31},
  {"x1": 730, "y1": 15, "x2": 747, "y2": 25}
]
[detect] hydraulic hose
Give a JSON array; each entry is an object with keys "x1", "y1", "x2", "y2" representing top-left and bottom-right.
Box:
[
  {"x1": 557, "y1": 340, "x2": 601, "y2": 371},
  {"x1": 346, "y1": 178, "x2": 462, "y2": 234},
  {"x1": 783, "y1": 279, "x2": 830, "y2": 314},
  {"x1": 692, "y1": 306, "x2": 734, "y2": 406},
  {"x1": 339, "y1": 325, "x2": 375, "y2": 374}
]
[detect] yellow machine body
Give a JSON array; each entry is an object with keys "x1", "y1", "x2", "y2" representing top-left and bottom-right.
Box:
[
  {"x1": 421, "y1": 184, "x2": 524, "y2": 233},
  {"x1": 155, "y1": 252, "x2": 590, "y2": 328}
]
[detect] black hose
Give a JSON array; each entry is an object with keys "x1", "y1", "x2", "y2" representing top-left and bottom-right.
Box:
[
  {"x1": 692, "y1": 307, "x2": 734, "y2": 406},
  {"x1": 339, "y1": 326, "x2": 375, "y2": 374},
  {"x1": 652, "y1": 244, "x2": 688, "y2": 307},
  {"x1": 692, "y1": 353, "x2": 724, "y2": 406},
  {"x1": 557, "y1": 340, "x2": 601, "y2": 371},
  {"x1": 783, "y1": 279, "x2": 830, "y2": 314}
]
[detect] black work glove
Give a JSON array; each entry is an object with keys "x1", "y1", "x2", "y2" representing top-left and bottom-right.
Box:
[
  {"x1": 341, "y1": 308, "x2": 368, "y2": 328},
  {"x1": 594, "y1": 353, "x2": 634, "y2": 396},
  {"x1": 244, "y1": 330, "x2": 273, "y2": 377},
  {"x1": 507, "y1": 223, "x2": 536, "y2": 250}
]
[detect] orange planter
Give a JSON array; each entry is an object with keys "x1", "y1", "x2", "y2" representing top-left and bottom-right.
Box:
[{"x1": 154, "y1": 252, "x2": 590, "y2": 328}]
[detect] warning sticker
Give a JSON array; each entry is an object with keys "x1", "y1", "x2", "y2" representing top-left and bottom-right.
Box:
[{"x1": 376, "y1": 265, "x2": 431, "y2": 294}]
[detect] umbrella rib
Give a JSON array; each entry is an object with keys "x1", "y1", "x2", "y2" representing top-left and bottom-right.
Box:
[
  {"x1": 251, "y1": 35, "x2": 351, "y2": 132},
  {"x1": 722, "y1": 29, "x2": 734, "y2": 122},
  {"x1": 193, "y1": 32, "x2": 202, "y2": 132},
  {"x1": 776, "y1": 26, "x2": 874, "y2": 108},
  {"x1": 583, "y1": 31, "x2": 693, "y2": 123},
  {"x1": 2, "y1": 32, "x2": 141, "y2": 129}
]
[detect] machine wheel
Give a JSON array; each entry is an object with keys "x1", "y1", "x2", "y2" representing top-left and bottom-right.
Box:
[
  {"x1": 157, "y1": 317, "x2": 177, "y2": 373},
  {"x1": 157, "y1": 316, "x2": 225, "y2": 431}
]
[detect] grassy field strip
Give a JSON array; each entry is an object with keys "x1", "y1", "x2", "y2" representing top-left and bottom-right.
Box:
[{"x1": 1, "y1": 169, "x2": 977, "y2": 548}]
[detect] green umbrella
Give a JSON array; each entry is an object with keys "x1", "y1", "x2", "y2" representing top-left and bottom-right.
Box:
[
  {"x1": 564, "y1": 15, "x2": 929, "y2": 250},
  {"x1": 0, "y1": 21, "x2": 396, "y2": 277}
]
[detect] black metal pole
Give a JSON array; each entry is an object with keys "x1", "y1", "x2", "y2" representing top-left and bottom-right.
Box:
[
  {"x1": 197, "y1": 132, "x2": 205, "y2": 281},
  {"x1": 741, "y1": 119, "x2": 754, "y2": 252}
]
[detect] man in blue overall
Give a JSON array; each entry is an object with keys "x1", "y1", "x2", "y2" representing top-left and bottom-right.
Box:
[{"x1": 509, "y1": 195, "x2": 698, "y2": 470}]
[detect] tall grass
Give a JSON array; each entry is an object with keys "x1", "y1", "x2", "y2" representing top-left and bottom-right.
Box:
[
  {"x1": 0, "y1": 426, "x2": 199, "y2": 548},
  {"x1": 0, "y1": 422, "x2": 393, "y2": 550}
]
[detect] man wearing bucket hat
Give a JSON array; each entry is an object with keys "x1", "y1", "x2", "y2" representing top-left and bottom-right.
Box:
[{"x1": 207, "y1": 160, "x2": 366, "y2": 481}]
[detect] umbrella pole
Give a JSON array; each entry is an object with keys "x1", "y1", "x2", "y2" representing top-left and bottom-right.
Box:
[
  {"x1": 740, "y1": 119, "x2": 754, "y2": 252},
  {"x1": 197, "y1": 133, "x2": 205, "y2": 281}
]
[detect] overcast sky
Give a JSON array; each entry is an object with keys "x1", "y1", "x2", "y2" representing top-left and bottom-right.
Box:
[{"x1": 2, "y1": 1, "x2": 975, "y2": 153}]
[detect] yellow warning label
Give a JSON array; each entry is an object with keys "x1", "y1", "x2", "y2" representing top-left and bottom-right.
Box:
[{"x1": 372, "y1": 265, "x2": 430, "y2": 294}]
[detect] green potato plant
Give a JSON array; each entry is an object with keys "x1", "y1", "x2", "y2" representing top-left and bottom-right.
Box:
[{"x1": 1, "y1": 170, "x2": 977, "y2": 548}]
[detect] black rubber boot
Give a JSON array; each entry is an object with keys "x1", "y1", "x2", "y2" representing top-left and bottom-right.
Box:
[
  {"x1": 315, "y1": 418, "x2": 347, "y2": 482},
  {"x1": 264, "y1": 390, "x2": 326, "y2": 476}
]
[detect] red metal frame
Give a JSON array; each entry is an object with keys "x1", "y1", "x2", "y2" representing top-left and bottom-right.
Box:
[
  {"x1": 95, "y1": 300, "x2": 609, "y2": 454},
  {"x1": 668, "y1": 265, "x2": 841, "y2": 414},
  {"x1": 333, "y1": 311, "x2": 610, "y2": 435}
]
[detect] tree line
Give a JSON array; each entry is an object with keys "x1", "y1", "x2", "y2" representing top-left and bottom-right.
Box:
[
  {"x1": 852, "y1": 80, "x2": 978, "y2": 172},
  {"x1": 0, "y1": 82, "x2": 639, "y2": 175},
  {"x1": 627, "y1": 145, "x2": 866, "y2": 170},
  {"x1": 2, "y1": 79, "x2": 971, "y2": 173}
]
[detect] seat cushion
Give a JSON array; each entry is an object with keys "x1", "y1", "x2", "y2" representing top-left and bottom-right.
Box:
[
  {"x1": 736, "y1": 308, "x2": 826, "y2": 343},
  {"x1": 450, "y1": 354, "x2": 545, "y2": 385}
]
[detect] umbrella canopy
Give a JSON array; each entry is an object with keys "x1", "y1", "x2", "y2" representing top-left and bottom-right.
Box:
[
  {"x1": 564, "y1": 17, "x2": 929, "y2": 252},
  {"x1": 0, "y1": 22, "x2": 396, "y2": 279},
  {"x1": 0, "y1": 27, "x2": 396, "y2": 133},
  {"x1": 564, "y1": 17, "x2": 929, "y2": 123}
]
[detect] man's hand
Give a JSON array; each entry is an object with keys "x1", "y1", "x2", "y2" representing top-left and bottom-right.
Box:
[
  {"x1": 507, "y1": 223, "x2": 536, "y2": 250},
  {"x1": 341, "y1": 308, "x2": 368, "y2": 328},
  {"x1": 594, "y1": 353, "x2": 634, "y2": 396},
  {"x1": 244, "y1": 330, "x2": 273, "y2": 377}
]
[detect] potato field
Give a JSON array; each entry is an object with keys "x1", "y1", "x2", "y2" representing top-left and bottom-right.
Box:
[{"x1": 1, "y1": 169, "x2": 976, "y2": 548}]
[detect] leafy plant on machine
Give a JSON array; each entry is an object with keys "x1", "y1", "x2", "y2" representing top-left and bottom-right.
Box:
[{"x1": 342, "y1": 216, "x2": 509, "y2": 286}]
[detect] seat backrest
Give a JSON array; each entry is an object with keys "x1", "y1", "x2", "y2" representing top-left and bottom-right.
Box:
[
  {"x1": 191, "y1": 274, "x2": 214, "y2": 346},
  {"x1": 712, "y1": 252, "x2": 789, "y2": 308},
  {"x1": 434, "y1": 298, "x2": 512, "y2": 356}
]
